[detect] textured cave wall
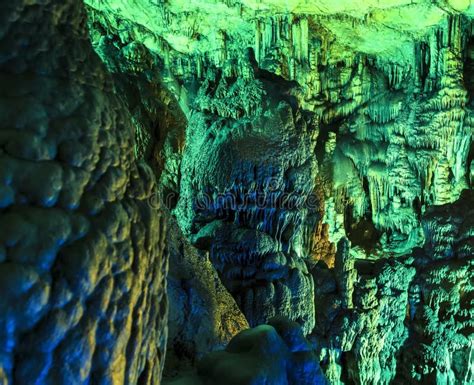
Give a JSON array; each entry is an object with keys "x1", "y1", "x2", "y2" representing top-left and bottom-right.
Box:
[
  {"x1": 0, "y1": 1, "x2": 167, "y2": 384},
  {"x1": 164, "y1": 218, "x2": 249, "y2": 378},
  {"x1": 84, "y1": 12, "x2": 251, "y2": 378},
  {"x1": 306, "y1": 237, "x2": 417, "y2": 385},
  {"x1": 164, "y1": 317, "x2": 326, "y2": 385},
  {"x1": 306, "y1": 191, "x2": 474, "y2": 385},
  {"x1": 83, "y1": 0, "x2": 474, "y2": 259},
  {"x1": 82, "y1": 2, "x2": 474, "y2": 259},
  {"x1": 174, "y1": 59, "x2": 322, "y2": 333},
  {"x1": 324, "y1": 16, "x2": 472, "y2": 256},
  {"x1": 399, "y1": 190, "x2": 474, "y2": 384},
  {"x1": 81, "y1": 1, "x2": 474, "y2": 384},
  {"x1": 85, "y1": 16, "x2": 186, "y2": 207}
]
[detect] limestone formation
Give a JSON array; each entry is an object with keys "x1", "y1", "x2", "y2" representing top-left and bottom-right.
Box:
[
  {"x1": 1, "y1": 0, "x2": 474, "y2": 384},
  {"x1": 165, "y1": 218, "x2": 249, "y2": 377},
  {"x1": 0, "y1": 1, "x2": 167, "y2": 384}
]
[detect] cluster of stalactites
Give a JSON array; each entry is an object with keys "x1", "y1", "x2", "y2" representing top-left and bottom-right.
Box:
[
  {"x1": 254, "y1": 15, "x2": 310, "y2": 79},
  {"x1": 195, "y1": 174, "x2": 317, "y2": 256},
  {"x1": 322, "y1": 16, "x2": 473, "y2": 254},
  {"x1": 194, "y1": 74, "x2": 266, "y2": 119}
]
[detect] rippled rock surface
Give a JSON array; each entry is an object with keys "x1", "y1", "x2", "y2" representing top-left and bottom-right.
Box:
[{"x1": 0, "y1": 1, "x2": 167, "y2": 384}]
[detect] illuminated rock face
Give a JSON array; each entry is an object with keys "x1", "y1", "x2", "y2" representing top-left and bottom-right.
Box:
[
  {"x1": 174, "y1": 63, "x2": 322, "y2": 333},
  {"x1": 1, "y1": 0, "x2": 474, "y2": 385},
  {"x1": 308, "y1": 193, "x2": 474, "y2": 385},
  {"x1": 0, "y1": 1, "x2": 167, "y2": 384},
  {"x1": 404, "y1": 190, "x2": 474, "y2": 384},
  {"x1": 84, "y1": 1, "x2": 474, "y2": 256},
  {"x1": 83, "y1": 7, "x2": 473, "y2": 383}
]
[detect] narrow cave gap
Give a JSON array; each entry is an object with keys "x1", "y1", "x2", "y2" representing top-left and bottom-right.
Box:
[
  {"x1": 343, "y1": 202, "x2": 354, "y2": 236},
  {"x1": 346, "y1": 216, "x2": 381, "y2": 256},
  {"x1": 153, "y1": 120, "x2": 161, "y2": 144},
  {"x1": 343, "y1": 176, "x2": 381, "y2": 255},
  {"x1": 468, "y1": 142, "x2": 474, "y2": 187},
  {"x1": 315, "y1": 118, "x2": 343, "y2": 165},
  {"x1": 413, "y1": 196, "x2": 422, "y2": 220},
  {"x1": 362, "y1": 175, "x2": 370, "y2": 201},
  {"x1": 257, "y1": 68, "x2": 300, "y2": 113},
  {"x1": 418, "y1": 41, "x2": 431, "y2": 92},
  {"x1": 467, "y1": 141, "x2": 474, "y2": 168},
  {"x1": 137, "y1": 363, "x2": 150, "y2": 385},
  {"x1": 339, "y1": 352, "x2": 356, "y2": 385}
]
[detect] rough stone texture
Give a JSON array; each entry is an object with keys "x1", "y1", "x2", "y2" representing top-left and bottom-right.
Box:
[
  {"x1": 162, "y1": 192, "x2": 474, "y2": 385},
  {"x1": 0, "y1": 1, "x2": 167, "y2": 384},
  {"x1": 83, "y1": 0, "x2": 474, "y2": 256},
  {"x1": 307, "y1": 239, "x2": 416, "y2": 385},
  {"x1": 164, "y1": 218, "x2": 249, "y2": 378},
  {"x1": 83, "y1": 0, "x2": 474, "y2": 65},
  {"x1": 397, "y1": 190, "x2": 474, "y2": 384},
  {"x1": 175, "y1": 65, "x2": 322, "y2": 333},
  {"x1": 85, "y1": 16, "x2": 186, "y2": 209},
  {"x1": 165, "y1": 317, "x2": 326, "y2": 385},
  {"x1": 308, "y1": 192, "x2": 474, "y2": 384},
  {"x1": 3, "y1": 1, "x2": 473, "y2": 385},
  {"x1": 85, "y1": 12, "x2": 250, "y2": 379},
  {"x1": 81, "y1": 1, "x2": 474, "y2": 382}
]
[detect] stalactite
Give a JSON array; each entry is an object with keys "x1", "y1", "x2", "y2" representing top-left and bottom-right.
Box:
[{"x1": 69, "y1": 3, "x2": 474, "y2": 384}]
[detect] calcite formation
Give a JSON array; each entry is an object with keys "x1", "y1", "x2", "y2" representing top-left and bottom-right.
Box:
[
  {"x1": 165, "y1": 218, "x2": 249, "y2": 375},
  {"x1": 176, "y1": 75, "x2": 321, "y2": 334},
  {"x1": 1, "y1": 0, "x2": 473, "y2": 384},
  {"x1": 0, "y1": 1, "x2": 167, "y2": 384}
]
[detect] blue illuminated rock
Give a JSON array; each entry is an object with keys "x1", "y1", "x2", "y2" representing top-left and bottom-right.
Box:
[{"x1": 0, "y1": 1, "x2": 167, "y2": 384}]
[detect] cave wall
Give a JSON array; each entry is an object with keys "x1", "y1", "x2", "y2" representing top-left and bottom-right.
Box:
[
  {"x1": 0, "y1": 1, "x2": 167, "y2": 384},
  {"x1": 1, "y1": 1, "x2": 473, "y2": 385},
  {"x1": 83, "y1": 1, "x2": 474, "y2": 257},
  {"x1": 82, "y1": 2, "x2": 474, "y2": 384},
  {"x1": 164, "y1": 218, "x2": 249, "y2": 378}
]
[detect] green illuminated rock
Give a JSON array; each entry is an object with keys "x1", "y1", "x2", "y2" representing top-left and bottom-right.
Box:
[
  {"x1": 84, "y1": 1, "x2": 473, "y2": 383},
  {"x1": 1, "y1": 0, "x2": 473, "y2": 384}
]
